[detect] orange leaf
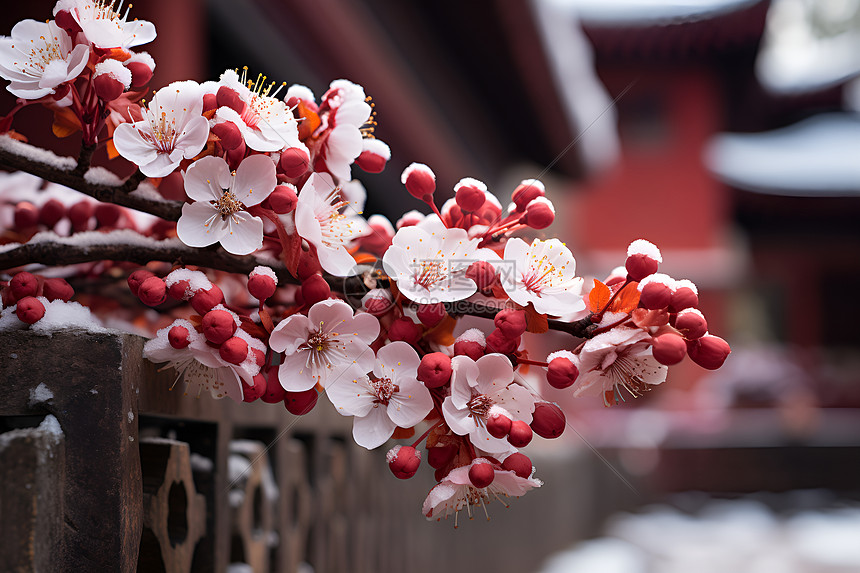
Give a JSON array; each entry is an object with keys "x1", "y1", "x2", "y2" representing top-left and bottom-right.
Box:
[
  {"x1": 524, "y1": 303, "x2": 549, "y2": 334},
  {"x1": 106, "y1": 139, "x2": 119, "y2": 160},
  {"x1": 424, "y1": 314, "x2": 457, "y2": 347},
  {"x1": 588, "y1": 279, "x2": 611, "y2": 313},
  {"x1": 258, "y1": 308, "x2": 275, "y2": 334},
  {"x1": 610, "y1": 281, "x2": 640, "y2": 313},
  {"x1": 353, "y1": 252, "x2": 378, "y2": 265},
  {"x1": 52, "y1": 107, "x2": 81, "y2": 138},
  {"x1": 296, "y1": 101, "x2": 321, "y2": 140}
]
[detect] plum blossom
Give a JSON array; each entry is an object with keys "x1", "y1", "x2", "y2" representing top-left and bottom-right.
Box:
[
  {"x1": 144, "y1": 318, "x2": 264, "y2": 402},
  {"x1": 53, "y1": 0, "x2": 156, "y2": 49},
  {"x1": 441, "y1": 354, "x2": 536, "y2": 454},
  {"x1": 573, "y1": 327, "x2": 668, "y2": 406},
  {"x1": 176, "y1": 154, "x2": 276, "y2": 255},
  {"x1": 0, "y1": 20, "x2": 88, "y2": 99},
  {"x1": 316, "y1": 79, "x2": 372, "y2": 182},
  {"x1": 112, "y1": 80, "x2": 209, "y2": 177},
  {"x1": 501, "y1": 237, "x2": 585, "y2": 317},
  {"x1": 422, "y1": 460, "x2": 542, "y2": 524},
  {"x1": 327, "y1": 341, "x2": 433, "y2": 449},
  {"x1": 294, "y1": 172, "x2": 369, "y2": 276},
  {"x1": 382, "y1": 224, "x2": 497, "y2": 304},
  {"x1": 268, "y1": 299, "x2": 380, "y2": 392},
  {"x1": 211, "y1": 68, "x2": 305, "y2": 153}
]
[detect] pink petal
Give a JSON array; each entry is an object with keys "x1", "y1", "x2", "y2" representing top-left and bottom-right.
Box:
[{"x1": 232, "y1": 154, "x2": 276, "y2": 207}]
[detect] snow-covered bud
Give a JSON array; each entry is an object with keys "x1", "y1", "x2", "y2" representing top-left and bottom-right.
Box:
[
  {"x1": 401, "y1": 162, "x2": 436, "y2": 202},
  {"x1": 522, "y1": 197, "x2": 555, "y2": 229},
  {"x1": 454, "y1": 177, "x2": 487, "y2": 212},
  {"x1": 168, "y1": 325, "x2": 191, "y2": 349},
  {"x1": 486, "y1": 328, "x2": 518, "y2": 354},
  {"x1": 625, "y1": 239, "x2": 662, "y2": 281},
  {"x1": 427, "y1": 444, "x2": 458, "y2": 469},
  {"x1": 94, "y1": 203, "x2": 122, "y2": 227},
  {"x1": 138, "y1": 276, "x2": 167, "y2": 306},
  {"x1": 242, "y1": 374, "x2": 267, "y2": 403},
  {"x1": 127, "y1": 269, "x2": 155, "y2": 297},
  {"x1": 652, "y1": 333, "x2": 687, "y2": 365},
  {"x1": 531, "y1": 402, "x2": 565, "y2": 439},
  {"x1": 14, "y1": 202, "x2": 39, "y2": 229},
  {"x1": 465, "y1": 261, "x2": 497, "y2": 291},
  {"x1": 93, "y1": 59, "x2": 131, "y2": 101},
  {"x1": 266, "y1": 183, "x2": 298, "y2": 214},
  {"x1": 68, "y1": 201, "x2": 93, "y2": 232},
  {"x1": 502, "y1": 452, "x2": 533, "y2": 478},
  {"x1": 670, "y1": 279, "x2": 699, "y2": 312},
  {"x1": 687, "y1": 334, "x2": 731, "y2": 370},
  {"x1": 361, "y1": 289, "x2": 394, "y2": 316},
  {"x1": 387, "y1": 316, "x2": 422, "y2": 345},
  {"x1": 211, "y1": 120, "x2": 243, "y2": 150},
  {"x1": 191, "y1": 285, "x2": 225, "y2": 314},
  {"x1": 388, "y1": 445, "x2": 421, "y2": 480},
  {"x1": 301, "y1": 274, "x2": 331, "y2": 306},
  {"x1": 468, "y1": 459, "x2": 495, "y2": 488},
  {"x1": 42, "y1": 278, "x2": 73, "y2": 302},
  {"x1": 16, "y1": 297, "x2": 45, "y2": 324},
  {"x1": 418, "y1": 352, "x2": 452, "y2": 388},
  {"x1": 279, "y1": 147, "x2": 309, "y2": 178},
  {"x1": 10, "y1": 272, "x2": 39, "y2": 299},
  {"x1": 507, "y1": 420, "x2": 533, "y2": 448},
  {"x1": 216, "y1": 86, "x2": 245, "y2": 114},
  {"x1": 512, "y1": 179, "x2": 545, "y2": 211},
  {"x1": 487, "y1": 410, "x2": 512, "y2": 439},
  {"x1": 284, "y1": 388, "x2": 319, "y2": 415},
  {"x1": 494, "y1": 309, "x2": 527, "y2": 339},
  {"x1": 39, "y1": 199, "x2": 66, "y2": 228},
  {"x1": 355, "y1": 138, "x2": 390, "y2": 173},
  {"x1": 675, "y1": 308, "x2": 707, "y2": 340},
  {"x1": 638, "y1": 273, "x2": 674, "y2": 310},
  {"x1": 201, "y1": 309, "x2": 237, "y2": 344},
  {"x1": 454, "y1": 328, "x2": 485, "y2": 360},
  {"x1": 546, "y1": 351, "x2": 579, "y2": 389},
  {"x1": 416, "y1": 302, "x2": 446, "y2": 327},
  {"x1": 124, "y1": 51, "x2": 155, "y2": 88},
  {"x1": 248, "y1": 266, "x2": 278, "y2": 301},
  {"x1": 219, "y1": 336, "x2": 249, "y2": 365}
]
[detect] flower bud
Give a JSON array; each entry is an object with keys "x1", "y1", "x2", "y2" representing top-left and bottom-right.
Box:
[
  {"x1": 670, "y1": 279, "x2": 699, "y2": 312},
  {"x1": 248, "y1": 266, "x2": 278, "y2": 301},
  {"x1": 267, "y1": 184, "x2": 298, "y2": 214},
  {"x1": 93, "y1": 59, "x2": 131, "y2": 102},
  {"x1": 507, "y1": 420, "x2": 533, "y2": 448},
  {"x1": 427, "y1": 444, "x2": 457, "y2": 469},
  {"x1": 355, "y1": 139, "x2": 390, "y2": 173},
  {"x1": 387, "y1": 316, "x2": 422, "y2": 345},
  {"x1": 168, "y1": 325, "x2": 191, "y2": 349},
  {"x1": 494, "y1": 309, "x2": 527, "y2": 339},
  {"x1": 284, "y1": 388, "x2": 319, "y2": 415},
  {"x1": 39, "y1": 199, "x2": 66, "y2": 228},
  {"x1": 531, "y1": 402, "x2": 565, "y2": 439},
  {"x1": 486, "y1": 411, "x2": 512, "y2": 439},
  {"x1": 201, "y1": 309, "x2": 237, "y2": 344},
  {"x1": 124, "y1": 52, "x2": 155, "y2": 87},
  {"x1": 468, "y1": 459, "x2": 495, "y2": 488},
  {"x1": 453, "y1": 329, "x2": 485, "y2": 360},
  {"x1": 14, "y1": 202, "x2": 39, "y2": 229},
  {"x1": 279, "y1": 147, "x2": 309, "y2": 178},
  {"x1": 687, "y1": 334, "x2": 731, "y2": 370},
  {"x1": 522, "y1": 197, "x2": 555, "y2": 229},
  {"x1": 387, "y1": 445, "x2": 421, "y2": 479},
  {"x1": 127, "y1": 269, "x2": 155, "y2": 297},
  {"x1": 94, "y1": 203, "x2": 122, "y2": 228},
  {"x1": 16, "y1": 296, "x2": 45, "y2": 324},
  {"x1": 512, "y1": 179, "x2": 545, "y2": 211},
  {"x1": 652, "y1": 333, "x2": 687, "y2": 365},
  {"x1": 465, "y1": 261, "x2": 497, "y2": 291},
  {"x1": 502, "y1": 452, "x2": 533, "y2": 478},
  {"x1": 225, "y1": 140, "x2": 247, "y2": 171},
  {"x1": 261, "y1": 370, "x2": 288, "y2": 404},
  {"x1": 301, "y1": 274, "x2": 331, "y2": 306},
  {"x1": 418, "y1": 352, "x2": 452, "y2": 388},
  {"x1": 242, "y1": 374, "x2": 267, "y2": 403},
  {"x1": 361, "y1": 289, "x2": 393, "y2": 317},
  {"x1": 68, "y1": 200, "x2": 93, "y2": 232},
  {"x1": 216, "y1": 86, "x2": 245, "y2": 114},
  {"x1": 296, "y1": 251, "x2": 322, "y2": 281},
  {"x1": 638, "y1": 274, "x2": 674, "y2": 310},
  {"x1": 486, "y1": 328, "x2": 518, "y2": 354},
  {"x1": 546, "y1": 352, "x2": 579, "y2": 389},
  {"x1": 203, "y1": 93, "x2": 218, "y2": 113},
  {"x1": 211, "y1": 121, "x2": 243, "y2": 150},
  {"x1": 401, "y1": 162, "x2": 436, "y2": 202},
  {"x1": 416, "y1": 303, "x2": 446, "y2": 327},
  {"x1": 625, "y1": 239, "x2": 662, "y2": 281},
  {"x1": 138, "y1": 276, "x2": 167, "y2": 306},
  {"x1": 251, "y1": 347, "x2": 266, "y2": 367},
  {"x1": 42, "y1": 278, "x2": 73, "y2": 302},
  {"x1": 675, "y1": 308, "x2": 707, "y2": 340},
  {"x1": 454, "y1": 178, "x2": 487, "y2": 212},
  {"x1": 219, "y1": 336, "x2": 249, "y2": 365},
  {"x1": 190, "y1": 285, "x2": 224, "y2": 314},
  {"x1": 10, "y1": 272, "x2": 39, "y2": 299}
]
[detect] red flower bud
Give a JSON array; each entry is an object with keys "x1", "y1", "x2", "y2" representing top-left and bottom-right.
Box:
[
  {"x1": 138, "y1": 276, "x2": 167, "y2": 307},
  {"x1": 126, "y1": 61, "x2": 153, "y2": 88},
  {"x1": 93, "y1": 73, "x2": 125, "y2": 102},
  {"x1": 465, "y1": 261, "x2": 497, "y2": 292},
  {"x1": 278, "y1": 147, "x2": 309, "y2": 178},
  {"x1": 687, "y1": 334, "x2": 731, "y2": 370},
  {"x1": 94, "y1": 203, "x2": 122, "y2": 228},
  {"x1": 284, "y1": 388, "x2": 319, "y2": 415},
  {"x1": 625, "y1": 239, "x2": 662, "y2": 281},
  {"x1": 42, "y1": 278, "x2": 73, "y2": 302},
  {"x1": 639, "y1": 280, "x2": 673, "y2": 310},
  {"x1": 14, "y1": 202, "x2": 39, "y2": 229},
  {"x1": 39, "y1": 199, "x2": 66, "y2": 228},
  {"x1": 511, "y1": 179, "x2": 545, "y2": 211},
  {"x1": 675, "y1": 308, "x2": 707, "y2": 340},
  {"x1": 201, "y1": 309, "x2": 237, "y2": 344},
  {"x1": 507, "y1": 420, "x2": 533, "y2": 448},
  {"x1": 453, "y1": 329, "x2": 485, "y2": 361},
  {"x1": 531, "y1": 402, "x2": 565, "y2": 439},
  {"x1": 127, "y1": 269, "x2": 155, "y2": 297},
  {"x1": 387, "y1": 317, "x2": 422, "y2": 345},
  {"x1": 248, "y1": 268, "x2": 277, "y2": 301},
  {"x1": 216, "y1": 86, "x2": 245, "y2": 114},
  {"x1": 670, "y1": 281, "x2": 699, "y2": 312},
  {"x1": 261, "y1": 371, "x2": 288, "y2": 404},
  {"x1": 267, "y1": 184, "x2": 298, "y2": 214},
  {"x1": 468, "y1": 460, "x2": 495, "y2": 488},
  {"x1": 10, "y1": 272, "x2": 39, "y2": 299},
  {"x1": 16, "y1": 296, "x2": 45, "y2": 324},
  {"x1": 454, "y1": 178, "x2": 487, "y2": 212},
  {"x1": 652, "y1": 333, "x2": 687, "y2": 365},
  {"x1": 494, "y1": 309, "x2": 527, "y2": 339},
  {"x1": 486, "y1": 329, "x2": 518, "y2": 354},
  {"x1": 68, "y1": 201, "x2": 93, "y2": 232},
  {"x1": 219, "y1": 336, "x2": 249, "y2": 365},
  {"x1": 168, "y1": 325, "x2": 191, "y2": 349},
  {"x1": 522, "y1": 197, "x2": 555, "y2": 229},
  {"x1": 387, "y1": 445, "x2": 421, "y2": 479},
  {"x1": 546, "y1": 355, "x2": 578, "y2": 389},
  {"x1": 190, "y1": 285, "x2": 225, "y2": 314},
  {"x1": 427, "y1": 444, "x2": 458, "y2": 469},
  {"x1": 242, "y1": 374, "x2": 267, "y2": 403},
  {"x1": 502, "y1": 452, "x2": 533, "y2": 478},
  {"x1": 401, "y1": 163, "x2": 436, "y2": 202},
  {"x1": 301, "y1": 274, "x2": 331, "y2": 307},
  {"x1": 487, "y1": 412, "x2": 512, "y2": 439},
  {"x1": 54, "y1": 10, "x2": 82, "y2": 35},
  {"x1": 416, "y1": 303, "x2": 446, "y2": 327},
  {"x1": 211, "y1": 121, "x2": 243, "y2": 150},
  {"x1": 418, "y1": 352, "x2": 452, "y2": 388},
  {"x1": 355, "y1": 139, "x2": 390, "y2": 173}
]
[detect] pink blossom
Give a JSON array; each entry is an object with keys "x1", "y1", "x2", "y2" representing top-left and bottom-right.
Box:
[
  {"x1": 316, "y1": 79, "x2": 372, "y2": 182},
  {"x1": 54, "y1": 0, "x2": 156, "y2": 49},
  {"x1": 502, "y1": 237, "x2": 585, "y2": 316}
]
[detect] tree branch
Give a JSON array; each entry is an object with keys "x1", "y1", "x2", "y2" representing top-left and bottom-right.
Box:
[
  {"x1": 444, "y1": 301, "x2": 595, "y2": 338},
  {"x1": 0, "y1": 135, "x2": 182, "y2": 221}
]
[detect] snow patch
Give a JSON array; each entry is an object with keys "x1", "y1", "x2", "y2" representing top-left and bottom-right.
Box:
[
  {"x1": 249, "y1": 265, "x2": 278, "y2": 284},
  {"x1": 0, "y1": 135, "x2": 76, "y2": 171},
  {"x1": 29, "y1": 383, "x2": 54, "y2": 407},
  {"x1": 84, "y1": 166, "x2": 123, "y2": 186},
  {"x1": 456, "y1": 328, "x2": 486, "y2": 346}
]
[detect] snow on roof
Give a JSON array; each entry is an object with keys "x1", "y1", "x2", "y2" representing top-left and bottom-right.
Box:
[
  {"x1": 757, "y1": 0, "x2": 860, "y2": 94},
  {"x1": 542, "y1": 0, "x2": 761, "y2": 26},
  {"x1": 704, "y1": 113, "x2": 860, "y2": 196}
]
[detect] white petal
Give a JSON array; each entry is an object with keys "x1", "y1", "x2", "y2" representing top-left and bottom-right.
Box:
[
  {"x1": 268, "y1": 313, "x2": 311, "y2": 354},
  {"x1": 184, "y1": 156, "x2": 231, "y2": 202},
  {"x1": 387, "y1": 378, "x2": 432, "y2": 428},
  {"x1": 219, "y1": 212, "x2": 264, "y2": 255},
  {"x1": 278, "y1": 352, "x2": 318, "y2": 392},
  {"x1": 232, "y1": 154, "x2": 276, "y2": 207},
  {"x1": 326, "y1": 374, "x2": 375, "y2": 417},
  {"x1": 176, "y1": 202, "x2": 222, "y2": 248},
  {"x1": 352, "y1": 407, "x2": 396, "y2": 449}
]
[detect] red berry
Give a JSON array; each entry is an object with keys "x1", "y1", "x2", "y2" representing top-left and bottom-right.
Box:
[
  {"x1": 468, "y1": 460, "x2": 495, "y2": 488},
  {"x1": 507, "y1": 420, "x2": 533, "y2": 448},
  {"x1": 16, "y1": 296, "x2": 45, "y2": 324},
  {"x1": 284, "y1": 388, "x2": 319, "y2": 415},
  {"x1": 418, "y1": 353, "x2": 452, "y2": 388},
  {"x1": 138, "y1": 276, "x2": 167, "y2": 307},
  {"x1": 531, "y1": 402, "x2": 565, "y2": 439}
]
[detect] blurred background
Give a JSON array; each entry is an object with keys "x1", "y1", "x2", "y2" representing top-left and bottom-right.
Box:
[{"x1": 3, "y1": 0, "x2": 860, "y2": 571}]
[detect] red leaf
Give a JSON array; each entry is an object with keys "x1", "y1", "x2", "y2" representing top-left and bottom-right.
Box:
[
  {"x1": 588, "y1": 279, "x2": 611, "y2": 313},
  {"x1": 524, "y1": 303, "x2": 549, "y2": 334}
]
